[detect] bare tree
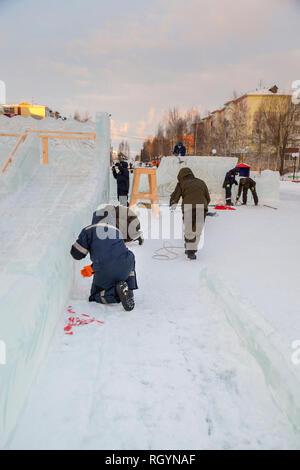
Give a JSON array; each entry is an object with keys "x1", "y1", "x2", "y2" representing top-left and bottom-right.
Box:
[
  {"x1": 141, "y1": 108, "x2": 203, "y2": 159},
  {"x1": 124, "y1": 141, "x2": 130, "y2": 159},
  {"x1": 211, "y1": 115, "x2": 227, "y2": 155},
  {"x1": 118, "y1": 140, "x2": 130, "y2": 159},
  {"x1": 73, "y1": 110, "x2": 81, "y2": 122},
  {"x1": 73, "y1": 110, "x2": 91, "y2": 122},
  {"x1": 258, "y1": 97, "x2": 300, "y2": 174},
  {"x1": 227, "y1": 100, "x2": 248, "y2": 155},
  {"x1": 141, "y1": 139, "x2": 153, "y2": 162}
]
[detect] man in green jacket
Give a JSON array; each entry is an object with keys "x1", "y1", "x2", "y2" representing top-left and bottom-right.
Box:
[
  {"x1": 236, "y1": 177, "x2": 259, "y2": 206},
  {"x1": 170, "y1": 167, "x2": 211, "y2": 260}
]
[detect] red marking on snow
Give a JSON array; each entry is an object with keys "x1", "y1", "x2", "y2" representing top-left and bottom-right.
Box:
[
  {"x1": 215, "y1": 205, "x2": 236, "y2": 211},
  {"x1": 64, "y1": 306, "x2": 104, "y2": 335}
]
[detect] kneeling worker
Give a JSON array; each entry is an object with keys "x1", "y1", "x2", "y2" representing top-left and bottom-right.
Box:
[
  {"x1": 71, "y1": 218, "x2": 138, "y2": 311},
  {"x1": 236, "y1": 177, "x2": 259, "y2": 206},
  {"x1": 170, "y1": 168, "x2": 211, "y2": 260}
]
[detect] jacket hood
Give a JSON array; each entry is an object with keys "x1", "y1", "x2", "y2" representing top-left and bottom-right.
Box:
[
  {"x1": 177, "y1": 142, "x2": 183, "y2": 147},
  {"x1": 177, "y1": 167, "x2": 194, "y2": 182}
]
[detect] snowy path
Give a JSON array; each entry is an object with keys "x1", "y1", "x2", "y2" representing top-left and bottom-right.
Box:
[{"x1": 9, "y1": 234, "x2": 299, "y2": 450}]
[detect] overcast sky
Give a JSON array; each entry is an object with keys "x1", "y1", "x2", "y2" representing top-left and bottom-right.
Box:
[{"x1": 1, "y1": 0, "x2": 300, "y2": 154}]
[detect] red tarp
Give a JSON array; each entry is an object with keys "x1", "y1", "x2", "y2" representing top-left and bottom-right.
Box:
[{"x1": 215, "y1": 205, "x2": 236, "y2": 211}]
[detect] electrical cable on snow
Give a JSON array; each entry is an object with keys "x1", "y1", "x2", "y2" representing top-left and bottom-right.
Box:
[{"x1": 152, "y1": 241, "x2": 185, "y2": 261}]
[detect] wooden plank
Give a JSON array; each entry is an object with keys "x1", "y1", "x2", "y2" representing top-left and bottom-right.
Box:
[
  {"x1": 42, "y1": 137, "x2": 48, "y2": 165},
  {"x1": 27, "y1": 129, "x2": 96, "y2": 137},
  {"x1": 134, "y1": 167, "x2": 156, "y2": 174},
  {"x1": 0, "y1": 133, "x2": 23, "y2": 137},
  {"x1": 2, "y1": 134, "x2": 27, "y2": 173},
  {"x1": 129, "y1": 168, "x2": 160, "y2": 217},
  {"x1": 39, "y1": 135, "x2": 96, "y2": 141}
]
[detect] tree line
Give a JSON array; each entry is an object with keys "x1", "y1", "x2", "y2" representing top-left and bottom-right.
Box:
[
  {"x1": 141, "y1": 97, "x2": 300, "y2": 174},
  {"x1": 141, "y1": 108, "x2": 201, "y2": 162}
]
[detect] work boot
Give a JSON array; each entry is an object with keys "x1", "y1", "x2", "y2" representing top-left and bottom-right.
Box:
[
  {"x1": 116, "y1": 282, "x2": 135, "y2": 311},
  {"x1": 187, "y1": 251, "x2": 197, "y2": 260}
]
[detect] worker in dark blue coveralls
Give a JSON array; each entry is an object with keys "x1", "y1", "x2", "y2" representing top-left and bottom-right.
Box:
[
  {"x1": 71, "y1": 216, "x2": 138, "y2": 311},
  {"x1": 173, "y1": 142, "x2": 186, "y2": 157},
  {"x1": 112, "y1": 161, "x2": 130, "y2": 206},
  {"x1": 222, "y1": 168, "x2": 239, "y2": 205}
]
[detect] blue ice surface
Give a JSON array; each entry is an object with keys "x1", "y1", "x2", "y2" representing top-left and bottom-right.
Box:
[
  {"x1": 0, "y1": 113, "x2": 110, "y2": 448},
  {"x1": 203, "y1": 269, "x2": 300, "y2": 433}
]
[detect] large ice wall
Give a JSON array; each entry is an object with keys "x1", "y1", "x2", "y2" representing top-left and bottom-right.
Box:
[
  {"x1": 255, "y1": 170, "x2": 280, "y2": 206},
  {"x1": 229, "y1": 170, "x2": 280, "y2": 206},
  {"x1": 204, "y1": 269, "x2": 300, "y2": 431},
  {"x1": 0, "y1": 114, "x2": 96, "y2": 136},
  {"x1": 0, "y1": 113, "x2": 110, "y2": 448},
  {"x1": 152, "y1": 156, "x2": 238, "y2": 204},
  {"x1": 0, "y1": 115, "x2": 96, "y2": 172},
  {"x1": 137, "y1": 157, "x2": 280, "y2": 206},
  {"x1": 0, "y1": 134, "x2": 40, "y2": 200}
]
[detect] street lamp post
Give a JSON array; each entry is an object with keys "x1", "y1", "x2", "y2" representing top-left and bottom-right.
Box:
[{"x1": 292, "y1": 152, "x2": 299, "y2": 180}]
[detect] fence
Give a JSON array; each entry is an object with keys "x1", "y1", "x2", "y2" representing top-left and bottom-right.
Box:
[
  {"x1": 1, "y1": 130, "x2": 97, "y2": 173},
  {"x1": 236, "y1": 153, "x2": 300, "y2": 174}
]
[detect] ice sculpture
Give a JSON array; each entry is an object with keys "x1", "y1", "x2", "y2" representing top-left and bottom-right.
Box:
[
  {"x1": 230, "y1": 170, "x2": 280, "y2": 206},
  {"x1": 148, "y1": 156, "x2": 238, "y2": 204},
  {"x1": 255, "y1": 170, "x2": 280, "y2": 206}
]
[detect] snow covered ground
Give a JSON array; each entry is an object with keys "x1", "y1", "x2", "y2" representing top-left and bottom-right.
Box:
[
  {"x1": 7, "y1": 183, "x2": 300, "y2": 450},
  {"x1": 205, "y1": 182, "x2": 300, "y2": 344},
  {"x1": 1, "y1": 117, "x2": 299, "y2": 449}
]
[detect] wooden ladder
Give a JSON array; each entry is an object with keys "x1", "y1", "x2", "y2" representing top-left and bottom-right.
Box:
[{"x1": 129, "y1": 168, "x2": 159, "y2": 216}]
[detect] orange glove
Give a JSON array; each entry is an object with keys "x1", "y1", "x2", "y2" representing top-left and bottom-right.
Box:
[{"x1": 81, "y1": 265, "x2": 94, "y2": 278}]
